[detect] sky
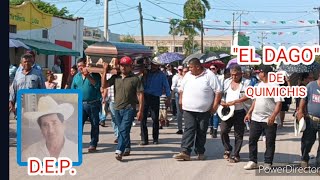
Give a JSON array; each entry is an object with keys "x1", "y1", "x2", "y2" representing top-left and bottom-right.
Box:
[{"x1": 44, "y1": 0, "x2": 319, "y2": 49}]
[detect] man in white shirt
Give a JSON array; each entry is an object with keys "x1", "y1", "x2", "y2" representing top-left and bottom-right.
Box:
[
  {"x1": 243, "y1": 65, "x2": 283, "y2": 170},
  {"x1": 173, "y1": 58, "x2": 222, "y2": 161},
  {"x1": 220, "y1": 65, "x2": 251, "y2": 163},
  {"x1": 171, "y1": 65, "x2": 185, "y2": 134}
]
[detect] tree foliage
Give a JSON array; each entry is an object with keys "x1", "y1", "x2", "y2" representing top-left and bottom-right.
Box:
[
  {"x1": 171, "y1": 0, "x2": 211, "y2": 56},
  {"x1": 120, "y1": 34, "x2": 136, "y2": 43},
  {"x1": 9, "y1": 0, "x2": 73, "y2": 18}
]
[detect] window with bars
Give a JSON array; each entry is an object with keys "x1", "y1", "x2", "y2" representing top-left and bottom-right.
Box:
[
  {"x1": 9, "y1": 24, "x2": 17, "y2": 33},
  {"x1": 42, "y1": 29, "x2": 48, "y2": 38}
]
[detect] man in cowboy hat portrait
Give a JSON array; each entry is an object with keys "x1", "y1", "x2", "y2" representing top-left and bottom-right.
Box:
[{"x1": 22, "y1": 95, "x2": 78, "y2": 162}]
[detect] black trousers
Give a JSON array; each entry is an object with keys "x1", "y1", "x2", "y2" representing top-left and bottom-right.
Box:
[
  {"x1": 181, "y1": 110, "x2": 211, "y2": 155},
  {"x1": 220, "y1": 110, "x2": 246, "y2": 157},
  {"x1": 249, "y1": 120, "x2": 277, "y2": 164},
  {"x1": 301, "y1": 117, "x2": 320, "y2": 166},
  {"x1": 140, "y1": 93, "x2": 160, "y2": 142}
]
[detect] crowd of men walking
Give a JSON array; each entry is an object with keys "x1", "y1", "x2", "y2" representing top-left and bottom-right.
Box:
[{"x1": 9, "y1": 51, "x2": 320, "y2": 171}]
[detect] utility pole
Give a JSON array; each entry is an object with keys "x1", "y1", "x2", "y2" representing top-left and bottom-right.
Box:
[
  {"x1": 258, "y1": 32, "x2": 268, "y2": 49},
  {"x1": 231, "y1": 11, "x2": 248, "y2": 46},
  {"x1": 104, "y1": 0, "x2": 109, "y2": 41},
  {"x1": 314, "y1": 7, "x2": 320, "y2": 45},
  {"x1": 139, "y1": 2, "x2": 144, "y2": 45},
  {"x1": 201, "y1": 19, "x2": 204, "y2": 53},
  {"x1": 232, "y1": 12, "x2": 235, "y2": 46}
]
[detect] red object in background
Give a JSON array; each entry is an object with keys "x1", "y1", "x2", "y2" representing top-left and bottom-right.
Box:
[
  {"x1": 202, "y1": 60, "x2": 226, "y2": 70},
  {"x1": 55, "y1": 40, "x2": 72, "y2": 88}
]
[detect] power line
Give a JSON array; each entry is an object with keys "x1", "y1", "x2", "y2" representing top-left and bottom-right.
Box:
[
  {"x1": 114, "y1": 0, "x2": 139, "y2": 28},
  {"x1": 94, "y1": 19, "x2": 140, "y2": 27},
  {"x1": 211, "y1": 7, "x2": 313, "y2": 14},
  {"x1": 145, "y1": 0, "x2": 183, "y2": 18},
  {"x1": 72, "y1": 1, "x2": 89, "y2": 15}
]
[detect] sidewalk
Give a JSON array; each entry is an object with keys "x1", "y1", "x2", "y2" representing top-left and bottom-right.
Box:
[{"x1": 9, "y1": 108, "x2": 319, "y2": 180}]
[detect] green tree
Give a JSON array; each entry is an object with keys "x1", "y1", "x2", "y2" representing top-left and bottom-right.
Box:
[
  {"x1": 168, "y1": 19, "x2": 181, "y2": 52},
  {"x1": 180, "y1": 0, "x2": 211, "y2": 56},
  {"x1": 9, "y1": 0, "x2": 73, "y2": 18},
  {"x1": 157, "y1": 47, "x2": 169, "y2": 54},
  {"x1": 120, "y1": 34, "x2": 136, "y2": 43}
]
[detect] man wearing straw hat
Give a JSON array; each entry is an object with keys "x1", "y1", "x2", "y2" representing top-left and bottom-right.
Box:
[{"x1": 22, "y1": 96, "x2": 78, "y2": 162}]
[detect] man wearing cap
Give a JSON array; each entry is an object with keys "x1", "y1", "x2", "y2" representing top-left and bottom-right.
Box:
[
  {"x1": 244, "y1": 65, "x2": 283, "y2": 170},
  {"x1": 102, "y1": 56, "x2": 144, "y2": 160},
  {"x1": 297, "y1": 70, "x2": 320, "y2": 169},
  {"x1": 140, "y1": 57, "x2": 171, "y2": 145},
  {"x1": 173, "y1": 58, "x2": 222, "y2": 161},
  {"x1": 219, "y1": 65, "x2": 251, "y2": 163},
  {"x1": 14, "y1": 50, "x2": 45, "y2": 88},
  {"x1": 22, "y1": 96, "x2": 78, "y2": 162},
  {"x1": 171, "y1": 65, "x2": 185, "y2": 134},
  {"x1": 9, "y1": 54, "x2": 46, "y2": 115},
  {"x1": 71, "y1": 58, "x2": 101, "y2": 153}
]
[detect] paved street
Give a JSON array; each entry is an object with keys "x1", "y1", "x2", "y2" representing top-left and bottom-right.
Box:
[{"x1": 9, "y1": 105, "x2": 319, "y2": 180}]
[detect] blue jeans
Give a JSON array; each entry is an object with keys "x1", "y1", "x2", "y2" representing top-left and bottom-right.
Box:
[
  {"x1": 109, "y1": 101, "x2": 119, "y2": 138},
  {"x1": 82, "y1": 101, "x2": 100, "y2": 147},
  {"x1": 175, "y1": 92, "x2": 183, "y2": 130},
  {"x1": 209, "y1": 113, "x2": 220, "y2": 129},
  {"x1": 114, "y1": 107, "x2": 134, "y2": 154}
]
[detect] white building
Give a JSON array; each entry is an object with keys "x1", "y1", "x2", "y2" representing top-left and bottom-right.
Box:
[{"x1": 83, "y1": 26, "x2": 120, "y2": 46}]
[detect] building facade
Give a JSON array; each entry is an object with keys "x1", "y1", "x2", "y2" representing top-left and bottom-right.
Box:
[
  {"x1": 131, "y1": 35, "x2": 232, "y2": 53},
  {"x1": 83, "y1": 26, "x2": 120, "y2": 47}
]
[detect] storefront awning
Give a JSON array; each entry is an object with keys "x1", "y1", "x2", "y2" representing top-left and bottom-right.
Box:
[
  {"x1": 9, "y1": 38, "x2": 30, "y2": 49},
  {"x1": 18, "y1": 39, "x2": 80, "y2": 56}
]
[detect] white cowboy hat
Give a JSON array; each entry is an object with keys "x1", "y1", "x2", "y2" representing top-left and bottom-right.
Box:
[
  {"x1": 23, "y1": 96, "x2": 74, "y2": 124},
  {"x1": 217, "y1": 105, "x2": 235, "y2": 121},
  {"x1": 294, "y1": 117, "x2": 306, "y2": 136},
  {"x1": 151, "y1": 57, "x2": 163, "y2": 65}
]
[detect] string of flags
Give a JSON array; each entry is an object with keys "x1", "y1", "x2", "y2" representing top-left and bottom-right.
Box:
[
  {"x1": 250, "y1": 40, "x2": 318, "y2": 46},
  {"x1": 202, "y1": 29, "x2": 314, "y2": 35},
  {"x1": 222, "y1": 20, "x2": 318, "y2": 25},
  {"x1": 152, "y1": 16, "x2": 319, "y2": 25},
  {"x1": 237, "y1": 29, "x2": 313, "y2": 35}
]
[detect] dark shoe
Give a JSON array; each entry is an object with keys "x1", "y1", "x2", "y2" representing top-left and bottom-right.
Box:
[
  {"x1": 153, "y1": 141, "x2": 159, "y2": 144},
  {"x1": 173, "y1": 151, "x2": 191, "y2": 161},
  {"x1": 115, "y1": 153, "x2": 122, "y2": 161},
  {"x1": 165, "y1": 120, "x2": 169, "y2": 127},
  {"x1": 197, "y1": 154, "x2": 206, "y2": 160},
  {"x1": 229, "y1": 156, "x2": 240, "y2": 163},
  {"x1": 209, "y1": 127, "x2": 213, "y2": 135},
  {"x1": 123, "y1": 151, "x2": 131, "y2": 156},
  {"x1": 176, "y1": 130, "x2": 183, "y2": 134},
  {"x1": 212, "y1": 129, "x2": 217, "y2": 138},
  {"x1": 159, "y1": 126, "x2": 163, "y2": 129},
  {"x1": 140, "y1": 141, "x2": 149, "y2": 146},
  {"x1": 99, "y1": 121, "x2": 105, "y2": 126},
  {"x1": 300, "y1": 161, "x2": 309, "y2": 168},
  {"x1": 114, "y1": 139, "x2": 118, "y2": 144},
  {"x1": 88, "y1": 146, "x2": 97, "y2": 153},
  {"x1": 223, "y1": 151, "x2": 231, "y2": 159}
]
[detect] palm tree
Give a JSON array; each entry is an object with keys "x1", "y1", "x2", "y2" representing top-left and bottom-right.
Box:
[
  {"x1": 168, "y1": 19, "x2": 181, "y2": 52},
  {"x1": 181, "y1": 0, "x2": 211, "y2": 55}
]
